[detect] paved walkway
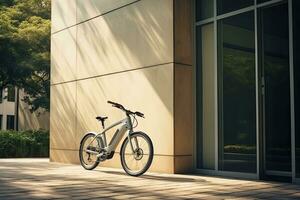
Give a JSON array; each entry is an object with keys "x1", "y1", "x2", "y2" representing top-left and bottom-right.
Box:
[{"x1": 0, "y1": 159, "x2": 299, "y2": 199}]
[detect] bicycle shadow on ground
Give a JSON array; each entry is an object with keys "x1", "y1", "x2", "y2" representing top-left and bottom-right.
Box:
[{"x1": 96, "y1": 169, "x2": 207, "y2": 183}]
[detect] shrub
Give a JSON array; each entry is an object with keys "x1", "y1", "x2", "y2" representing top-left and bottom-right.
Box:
[{"x1": 0, "y1": 130, "x2": 49, "y2": 158}]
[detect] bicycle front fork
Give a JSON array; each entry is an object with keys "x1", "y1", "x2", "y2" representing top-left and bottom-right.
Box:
[{"x1": 128, "y1": 132, "x2": 139, "y2": 153}]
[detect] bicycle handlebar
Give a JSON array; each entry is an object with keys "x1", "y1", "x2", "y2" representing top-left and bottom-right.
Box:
[
  {"x1": 107, "y1": 101, "x2": 145, "y2": 118},
  {"x1": 107, "y1": 101, "x2": 124, "y2": 109}
]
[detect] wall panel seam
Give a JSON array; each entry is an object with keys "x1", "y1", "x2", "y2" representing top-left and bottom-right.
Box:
[
  {"x1": 52, "y1": 0, "x2": 141, "y2": 35},
  {"x1": 174, "y1": 62, "x2": 193, "y2": 67},
  {"x1": 50, "y1": 61, "x2": 174, "y2": 86}
]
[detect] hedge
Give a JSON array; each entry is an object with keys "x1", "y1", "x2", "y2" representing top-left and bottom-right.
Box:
[{"x1": 0, "y1": 130, "x2": 49, "y2": 158}]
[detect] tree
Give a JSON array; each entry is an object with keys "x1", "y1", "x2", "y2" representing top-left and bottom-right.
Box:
[{"x1": 0, "y1": 0, "x2": 51, "y2": 112}]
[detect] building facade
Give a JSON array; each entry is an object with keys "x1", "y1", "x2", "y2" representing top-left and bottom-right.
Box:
[
  {"x1": 0, "y1": 87, "x2": 17, "y2": 130},
  {"x1": 51, "y1": 0, "x2": 300, "y2": 183},
  {"x1": 0, "y1": 87, "x2": 49, "y2": 131}
]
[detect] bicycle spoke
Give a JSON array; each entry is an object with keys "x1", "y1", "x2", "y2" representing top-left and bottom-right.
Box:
[
  {"x1": 80, "y1": 134, "x2": 100, "y2": 168},
  {"x1": 135, "y1": 160, "x2": 138, "y2": 170},
  {"x1": 122, "y1": 134, "x2": 152, "y2": 174}
]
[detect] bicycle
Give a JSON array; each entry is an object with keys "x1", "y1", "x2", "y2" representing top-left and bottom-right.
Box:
[{"x1": 79, "y1": 101, "x2": 154, "y2": 176}]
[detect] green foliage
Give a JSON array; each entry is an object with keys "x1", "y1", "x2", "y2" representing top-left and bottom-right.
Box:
[
  {"x1": 0, "y1": 130, "x2": 49, "y2": 158},
  {"x1": 0, "y1": 0, "x2": 51, "y2": 111}
]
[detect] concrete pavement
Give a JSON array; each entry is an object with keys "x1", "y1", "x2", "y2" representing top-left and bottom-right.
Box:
[{"x1": 0, "y1": 159, "x2": 299, "y2": 199}]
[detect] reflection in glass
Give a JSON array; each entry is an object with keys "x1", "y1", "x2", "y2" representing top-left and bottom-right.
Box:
[
  {"x1": 218, "y1": 12, "x2": 256, "y2": 173},
  {"x1": 196, "y1": 0, "x2": 214, "y2": 21},
  {"x1": 217, "y1": 0, "x2": 253, "y2": 15},
  {"x1": 196, "y1": 23, "x2": 215, "y2": 169},
  {"x1": 294, "y1": 0, "x2": 300, "y2": 178},
  {"x1": 261, "y1": 4, "x2": 291, "y2": 172},
  {"x1": 257, "y1": 0, "x2": 271, "y2": 4}
]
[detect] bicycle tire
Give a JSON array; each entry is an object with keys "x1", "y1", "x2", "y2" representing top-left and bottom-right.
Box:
[
  {"x1": 79, "y1": 132, "x2": 101, "y2": 170},
  {"x1": 120, "y1": 132, "x2": 154, "y2": 176}
]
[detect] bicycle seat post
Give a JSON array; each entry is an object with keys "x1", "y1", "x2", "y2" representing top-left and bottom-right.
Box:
[
  {"x1": 96, "y1": 116, "x2": 108, "y2": 130},
  {"x1": 101, "y1": 121, "x2": 105, "y2": 129}
]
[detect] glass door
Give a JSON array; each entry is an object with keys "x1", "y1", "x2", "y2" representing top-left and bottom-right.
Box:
[
  {"x1": 259, "y1": 3, "x2": 292, "y2": 178},
  {"x1": 218, "y1": 11, "x2": 257, "y2": 174}
]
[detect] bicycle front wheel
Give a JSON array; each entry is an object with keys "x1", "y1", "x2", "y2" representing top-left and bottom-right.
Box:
[{"x1": 120, "y1": 132, "x2": 153, "y2": 176}]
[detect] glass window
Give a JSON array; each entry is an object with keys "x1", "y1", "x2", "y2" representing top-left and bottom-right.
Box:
[
  {"x1": 6, "y1": 115, "x2": 15, "y2": 130},
  {"x1": 218, "y1": 11, "x2": 256, "y2": 173},
  {"x1": 294, "y1": 0, "x2": 300, "y2": 178},
  {"x1": 217, "y1": 0, "x2": 253, "y2": 15},
  {"x1": 7, "y1": 86, "x2": 15, "y2": 102},
  {"x1": 196, "y1": 0, "x2": 214, "y2": 21},
  {"x1": 196, "y1": 23, "x2": 216, "y2": 169}
]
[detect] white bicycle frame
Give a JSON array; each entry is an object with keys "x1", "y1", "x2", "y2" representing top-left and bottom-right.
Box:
[{"x1": 85, "y1": 115, "x2": 137, "y2": 157}]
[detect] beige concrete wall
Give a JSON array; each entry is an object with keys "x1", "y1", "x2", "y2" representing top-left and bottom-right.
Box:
[
  {"x1": 51, "y1": 27, "x2": 77, "y2": 84},
  {"x1": 76, "y1": 0, "x2": 173, "y2": 80},
  {"x1": 173, "y1": 0, "x2": 194, "y2": 173},
  {"x1": 50, "y1": 0, "x2": 194, "y2": 173},
  {"x1": 174, "y1": 64, "x2": 193, "y2": 173},
  {"x1": 50, "y1": 82, "x2": 76, "y2": 150},
  {"x1": 76, "y1": 0, "x2": 138, "y2": 23},
  {"x1": 51, "y1": 0, "x2": 76, "y2": 33}
]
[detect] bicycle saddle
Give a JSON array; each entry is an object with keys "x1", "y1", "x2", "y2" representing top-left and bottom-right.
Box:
[
  {"x1": 96, "y1": 116, "x2": 108, "y2": 121},
  {"x1": 96, "y1": 116, "x2": 108, "y2": 129}
]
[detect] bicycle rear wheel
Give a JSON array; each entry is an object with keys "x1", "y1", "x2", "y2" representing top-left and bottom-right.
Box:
[
  {"x1": 120, "y1": 132, "x2": 153, "y2": 176},
  {"x1": 79, "y1": 133, "x2": 100, "y2": 170}
]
